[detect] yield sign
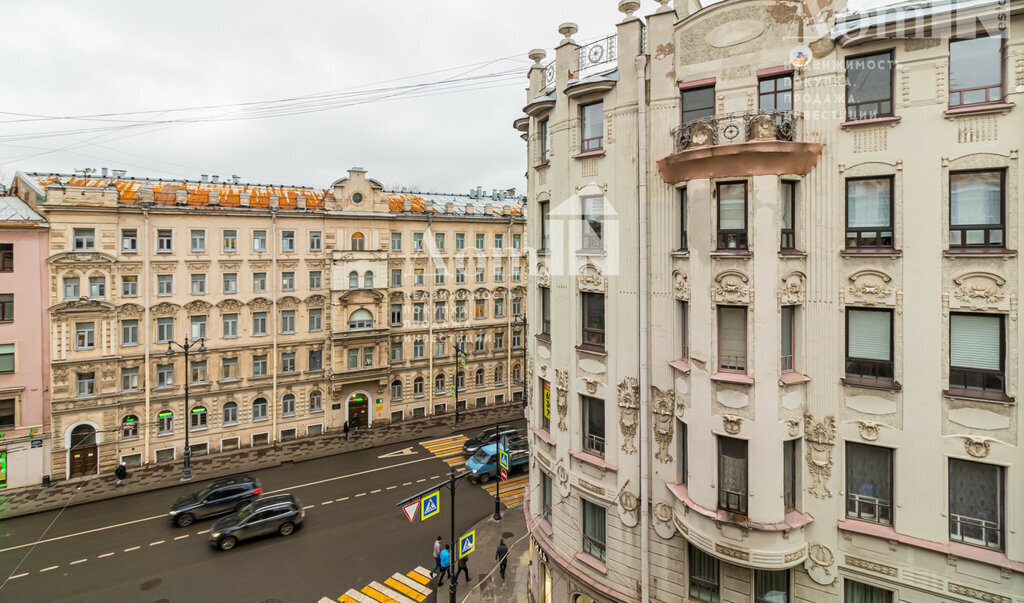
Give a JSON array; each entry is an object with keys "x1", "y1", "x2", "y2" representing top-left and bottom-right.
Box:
[{"x1": 402, "y1": 500, "x2": 419, "y2": 522}]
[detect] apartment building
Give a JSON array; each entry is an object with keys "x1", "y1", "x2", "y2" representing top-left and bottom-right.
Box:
[
  {"x1": 518, "y1": 0, "x2": 1022, "y2": 601},
  {"x1": 10, "y1": 168, "x2": 524, "y2": 482}
]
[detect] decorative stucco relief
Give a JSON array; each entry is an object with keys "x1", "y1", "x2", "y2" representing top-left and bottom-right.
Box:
[
  {"x1": 555, "y1": 369, "x2": 569, "y2": 431},
  {"x1": 722, "y1": 415, "x2": 742, "y2": 435},
  {"x1": 248, "y1": 297, "x2": 273, "y2": 310},
  {"x1": 963, "y1": 437, "x2": 991, "y2": 458},
  {"x1": 652, "y1": 386, "x2": 674, "y2": 463},
  {"x1": 618, "y1": 486, "x2": 639, "y2": 528},
  {"x1": 576, "y1": 263, "x2": 606, "y2": 294},
  {"x1": 217, "y1": 298, "x2": 243, "y2": 311},
  {"x1": 784, "y1": 419, "x2": 801, "y2": 437},
  {"x1": 949, "y1": 271, "x2": 1008, "y2": 312},
  {"x1": 779, "y1": 271, "x2": 806, "y2": 305},
  {"x1": 805, "y1": 543, "x2": 836, "y2": 585},
  {"x1": 151, "y1": 302, "x2": 180, "y2": 316},
  {"x1": 117, "y1": 303, "x2": 144, "y2": 318},
  {"x1": 845, "y1": 269, "x2": 895, "y2": 307},
  {"x1": 856, "y1": 421, "x2": 881, "y2": 441},
  {"x1": 618, "y1": 377, "x2": 640, "y2": 455},
  {"x1": 673, "y1": 269, "x2": 690, "y2": 301},
  {"x1": 183, "y1": 300, "x2": 212, "y2": 313},
  {"x1": 583, "y1": 378, "x2": 599, "y2": 394},
  {"x1": 805, "y1": 413, "x2": 837, "y2": 499},
  {"x1": 537, "y1": 262, "x2": 550, "y2": 287},
  {"x1": 713, "y1": 269, "x2": 751, "y2": 305}
]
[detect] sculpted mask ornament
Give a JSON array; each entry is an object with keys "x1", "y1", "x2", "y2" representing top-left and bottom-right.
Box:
[
  {"x1": 804, "y1": 413, "x2": 837, "y2": 499},
  {"x1": 964, "y1": 437, "x2": 991, "y2": 458},
  {"x1": 713, "y1": 270, "x2": 751, "y2": 304},
  {"x1": 618, "y1": 377, "x2": 640, "y2": 454},
  {"x1": 652, "y1": 386, "x2": 675, "y2": 463},
  {"x1": 722, "y1": 415, "x2": 742, "y2": 435},
  {"x1": 779, "y1": 271, "x2": 806, "y2": 305},
  {"x1": 846, "y1": 270, "x2": 895, "y2": 307},
  {"x1": 856, "y1": 421, "x2": 880, "y2": 441},
  {"x1": 672, "y1": 270, "x2": 690, "y2": 301},
  {"x1": 576, "y1": 264, "x2": 606, "y2": 294},
  {"x1": 555, "y1": 369, "x2": 569, "y2": 431}
]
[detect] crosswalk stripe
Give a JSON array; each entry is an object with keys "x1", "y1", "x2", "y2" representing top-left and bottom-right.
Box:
[
  {"x1": 385, "y1": 577, "x2": 426, "y2": 602},
  {"x1": 389, "y1": 574, "x2": 431, "y2": 597},
  {"x1": 319, "y1": 597, "x2": 336, "y2": 603},
  {"x1": 423, "y1": 442, "x2": 465, "y2": 455},
  {"x1": 444, "y1": 457, "x2": 466, "y2": 467},
  {"x1": 419, "y1": 435, "x2": 467, "y2": 447},
  {"x1": 370, "y1": 581, "x2": 416, "y2": 603},
  {"x1": 341, "y1": 591, "x2": 373, "y2": 603},
  {"x1": 360, "y1": 585, "x2": 394, "y2": 602},
  {"x1": 409, "y1": 567, "x2": 433, "y2": 583}
]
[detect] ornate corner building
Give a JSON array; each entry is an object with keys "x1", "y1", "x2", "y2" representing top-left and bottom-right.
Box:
[
  {"x1": 8, "y1": 168, "x2": 525, "y2": 482},
  {"x1": 517, "y1": 0, "x2": 1022, "y2": 601}
]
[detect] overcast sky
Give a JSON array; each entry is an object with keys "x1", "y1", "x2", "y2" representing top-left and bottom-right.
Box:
[{"x1": 0, "y1": 0, "x2": 886, "y2": 195}]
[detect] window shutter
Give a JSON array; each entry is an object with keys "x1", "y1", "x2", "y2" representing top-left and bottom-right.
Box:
[
  {"x1": 719, "y1": 307, "x2": 746, "y2": 358},
  {"x1": 950, "y1": 314, "x2": 1001, "y2": 370},
  {"x1": 848, "y1": 310, "x2": 891, "y2": 361}
]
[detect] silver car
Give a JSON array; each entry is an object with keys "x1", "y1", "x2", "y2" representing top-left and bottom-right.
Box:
[{"x1": 209, "y1": 493, "x2": 304, "y2": 551}]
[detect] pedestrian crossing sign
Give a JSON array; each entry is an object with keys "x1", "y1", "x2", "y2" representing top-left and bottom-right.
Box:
[
  {"x1": 421, "y1": 490, "x2": 440, "y2": 521},
  {"x1": 449, "y1": 385, "x2": 457, "y2": 398},
  {"x1": 499, "y1": 448, "x2": 509, "y2": 472},
  {"x1": 459, "y1": 530, "x2": 475, "y2": 558}
]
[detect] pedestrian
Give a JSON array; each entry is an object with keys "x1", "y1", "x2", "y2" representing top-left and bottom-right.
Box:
[
  {"x1": 453, "y1": 552, "x2": 470, "y2": 585},
  {"x1": 437, "y1": 544, "x2": 451, "y2": 585},
  {"x1": 352, "y1": 416, "x2": 359, "y2": 434},
  {"x1": 495, "y1": 539, "x2": 509, "y2": 580},
  {"x1": 114, "y1": 461, "x2": 128, "y2": 488},
  {"x1": 343, "y1": 420, "x2": 350, "y2": 441},
  {"x1": 431, "y1": 536, "x2": 443, "y2": 577}
]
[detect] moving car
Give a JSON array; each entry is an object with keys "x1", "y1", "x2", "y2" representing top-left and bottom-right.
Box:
[
  {"x1": 209, "y1": 493, "x2": 304, "y2": 551},
  {"x1": 461, "y1": 426, "x2": 522, "y2": 456},
  {"x1": 169, "y1": 475, "x2": 262, "y2": 527},
  {"x1": 465, "y1": 437, "x2": 529, "y2": 483}
]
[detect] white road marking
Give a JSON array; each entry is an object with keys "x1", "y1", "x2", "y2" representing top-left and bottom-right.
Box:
[
  {"x1": 197, "y1": 530, "x2": 210, "y2": 535},
  {"x1": 336, "y1": 497, "x2": 349, "y2": 502},
  {"x1": 70, "y1": 559, "x2": 87, "y2": 565},
  {"x1": 97, "y1": 552, "x2": 114, "y2": 558},
  {"x1": 149, "y1": 540, "x2": 164, "y2": 546},
  {"x1": 174, "y1": 535, "x2": 189, "y2": 540},
  {"x1": 39, "y1": 566, "x2": 58, "y2": 573},
  {"x1": 9, "y1": 573, "x2": 27, "y2": 579},
  {"x1": 416, "y1": 479, "x2": 426, "y2": 483},
  {"x1": 355, "y1": 493, "x2": 366, "y2": 497},
  {"x1": 386, "y1": 485, "x2": 397, "y2": 490},
  {"x1": 303, "y1": 505, "x2": 315, "y2": 509},
  {"x1": 430, "y1": 475, "x2": 441, "y2": 479},
  {"x1": 377, "y1": 446, "x2": 418, "y2": 459},
  {"x1": 402, "y1": 482, "x2": 412, "y2": 486},
  {"x1": 322, "y1": 500, "x2": 334, "y2": 505},
  {"x1": 371, "y1": 489, "x2": 382, "y2": 494},
  {"x1": 124, "y1": 546, "x2": 140, "y2": 552}
]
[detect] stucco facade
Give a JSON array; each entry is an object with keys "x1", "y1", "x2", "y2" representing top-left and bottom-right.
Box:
[
  {"x1": 10, "y1": 168, "x2": 524, "y2": 482},
  {"x1": 518, "y1": 1, "x2": 1023, "y2": 602}
]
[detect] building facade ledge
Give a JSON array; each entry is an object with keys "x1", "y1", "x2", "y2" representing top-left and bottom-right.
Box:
[
  {"x1": 840, "y1": 115, "x2": 903, "y2": 128},
  {"x1": 943, "y1": 389, "x2": 1015, "y2": 405},
  {"x1": 840, "y1": 248, "x2": 902, "y2": 258},
  {"x1": 572, "y1": 149, "x2": 606, "y2": 160},
  {"x1": 668, "y1": 358, "x2": 690, "y2": 374},
  {"x1": 657, "y1": 140, "x2": 823, "y2": 184},
  {"x1": 574, "y1": 552, "x2": 609, "y2": 575},
  {"x1": 532, "y1": 426, "x2": 556, "y2": 447},
  {"x1": 779, "y1": 372, "x2": 810, "y2": 386},
  {"x1": 570, "y1": 449, "x2": 617, "y2": 472},
  {"x1": 666, "y1": 482, "x2": 813, "y2": 533},
  {"x1": 670, "y1": 249, "x2": 689, "y2": 258},
  {"x1": 841, "y1": 377, "x2": 901, "y2": 392},
  {"x1": 943, "y1": 102, "x2": 1015, "y2": 118},
  {"x1": 709, "y1": 250, "x2": 752, "y2": 259},
  {"x1": 943, "y1": 248, "x2": 1017, "y2": 259},
  {"x1": 711, "y1": 372, "x2": 753, "y2": 386}
]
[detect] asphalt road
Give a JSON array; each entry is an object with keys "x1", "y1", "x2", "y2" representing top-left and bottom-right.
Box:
[{"x1": 0, "y1": 421, "x2": 525, "y2": 603}]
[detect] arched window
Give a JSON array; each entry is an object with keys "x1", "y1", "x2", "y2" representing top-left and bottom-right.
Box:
[
  {"x1": 475, "y1": 369, "x2": 485, "y2": 387},
  {"x1": 190, "y1": 406, "x2": 208, "y2": 430},
  {"x1": 282, "y1": 393, "x2": 296, "y2": 416},
  {"x1": 351, "y1": 232, "x2": 365, "y2": 250},
  {"x1": 513, "y1": 363, "x2": 522, "y2": 383},
  {"x1": 456, "y1": 371, "x2": 465, "y2": 388},
  {"x1": 223, "y1": 401, "x2": 238, "y2": 425},
  {"x1": 364, "y1": 271, "x2": 374, "y2": 289},
  {"x1": 349, "y1": 308, "x2": 374, "y2": 330},
  {"x1": 391, "y1": 379, "x2": 403, "y2": 399},
  {"x1": 157, "y1": 410, "x2": 173, "y2": 435},
  {"x1": 349, "y1": 271, "x2": 359, "y2": 289},
  {"x1": 122, "y1": 415, "x2": 139, "y2": 440},
  {"x1": 253, "y1": 397, "x2": 268, "y2": 421},
  {"x1": 309, "y1": 390, "x2": 323, "y2": 412},
  {"x1": 414, "y1": 377, "x2": 425, "y2": 396},
  {"x1": 435, "y1": 373, "x2": 446, "y2": 393},
  {"x1": 495, "y1": 366, "x2": 504, "y2": 385}
]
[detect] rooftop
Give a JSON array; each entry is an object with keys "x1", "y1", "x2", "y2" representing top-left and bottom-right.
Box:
[{"x1": 0, "y1": 195, "x2": 46, "y2": 225}]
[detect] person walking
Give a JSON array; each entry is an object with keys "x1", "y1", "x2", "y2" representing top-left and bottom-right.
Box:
[
  {"x1": 495, "y1": 539, "x2": 509, "y2": 580},
  {"x1": 352, "y1": 416, "x2": 359, "y2": 434},
  {"x1": 343, "y1": 420, "x2": 350, "y2": 441},
  {"x1": 114, "y1": 461, "x2": 128, "y2": 488},
  {"x1": 431, "y1": 536, "x2": 443, "y2": 577},
  {"x1": 453, "y1": 552, "x2": 470, "y2": 585},
  {"x1": 437, "y1": 544, "x2": 451, "y2": 586}
]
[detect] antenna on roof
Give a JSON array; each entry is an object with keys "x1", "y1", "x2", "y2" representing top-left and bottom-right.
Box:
[
  {"x1": 74, "y1": 168, "x2": 96, "y2": 177},
  {"x1": 112, "y1": 169, "x2": 126, "y2": 179}
]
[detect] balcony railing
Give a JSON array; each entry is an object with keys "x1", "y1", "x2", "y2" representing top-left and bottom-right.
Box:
[
  {"x1": 950, "y1": 513, "x2": 1002, "y2": 550},
  {"x1": 949, "y1": 367, "x2": 1005, "y2": 396},
  {"x1": 584, "y1": 433, "x2": 606, "y2": 457},
  {"x1": 847, "y1": 492, "x2": 892, "y2": 525},
  {"x1": 719, "y1": 487, "x2": 748, "y2": 515},
  {"x1": 579, "y1": 34, "x2": 616, "y2": 79},
  {"x1": 672, "y1": 110, "x2": 800, "y2": 153}
]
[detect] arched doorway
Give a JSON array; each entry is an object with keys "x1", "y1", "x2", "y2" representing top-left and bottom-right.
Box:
[
  {"x1": 347, "y1": 393, "x2": 369, "y2": 429},
  {"x1": 68, "y1": 424, "x2": 98, "y2": 478}
]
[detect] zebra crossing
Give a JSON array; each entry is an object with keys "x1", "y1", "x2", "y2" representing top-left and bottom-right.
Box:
[
  {"x1": 418, "y1": 434, "x2": 530, "y2": 509},
  {"x1": 323, "y1": 566, "x2": 433, "y2": 603}
]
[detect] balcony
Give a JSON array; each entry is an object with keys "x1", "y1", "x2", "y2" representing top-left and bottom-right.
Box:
[{"x1": 657, "y1": 110, "x2": 823, "y2": 184}]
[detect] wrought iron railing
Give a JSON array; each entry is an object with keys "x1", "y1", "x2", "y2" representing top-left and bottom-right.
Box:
[
  {"x1": 584, "y1": 433, "x2": 606, "y2": 457},
  {"x1": 579, "y1": 34, "x2": 617, "y2": 78},
  {"x1": 950, "y1": 513, "x2": 1001, "y2": 550},
  {"x1": 672, "y1": 110, "x2": 800, "y2": 152},
  {"x1": 719, "y1": 486, "x2": 748, "y2": 515},
  {"x1": 847, "y1": 492, "x2": 892, "y2": 525},
  {"x1": 949, "y1": 366, "x2": 1006, "y2": 396},
  {"x1": 544, "y1": 61, "x2": 555, "y2": 88}
]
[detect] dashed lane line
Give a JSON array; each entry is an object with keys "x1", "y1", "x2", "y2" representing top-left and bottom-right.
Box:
[
  {"x1": 370, "y1": 489, "x2": 381, "y2": 494},
  {"x1": 322, "y1": 500, "x2": 334, "y2": 505},
  {"x1": 149, "y1": 540, "x2": 164, "y2": 546},
  {"x1": 302, "y1": 505, "x2": 315, "y2": 510},
  {"x1": 39, "y1": 566, "x2": 58, "y2": 573},
  {"x1": 70, "y1": 559, "x2": 87, "y2": 565},
  {"x1": 9, "y1": 573, "x2": 28, "y2": 580},
  {"x1": 355, "y1": 493, "x2": 366, "y2": 497},
  {"x1": 124, "y1": 546, "x2": 140, "y2": 552},
  {"x1": 336, "y1": 497, "x2": 349, "y2": 502},
  {"x1": 386, "y1": 485, "x2": 397, "y2": 490},
  {"x1": 174, "y1": 535, "x2": 189, "y2": 540},
  {"x1": 197, "y1": 530, "x2": 210, "y2": 535},
  {"x1": 416, "y1": 479, "x2": 426, "y2": 483},
  {"x1": 402, "y1": 482, "x2": 412, "y2": 486},
  {"x1": 97, "y1": 552, "x2": 114, "y2": 558}
]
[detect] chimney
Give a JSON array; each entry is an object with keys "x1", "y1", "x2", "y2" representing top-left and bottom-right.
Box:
[
  {"x1": 212, "y1": 175, "x2": 220, "y2": 184},
  {"x1": 240, "y1": 192, "x2": 250, "y2": 207},
  {"x1": 503, "y1": 205, "x2": 511, "y2": 216},
  {"x1": 297, "y1": 195, "x2": 306, "y2": 210},
  {"x1": 139, "y1": 186, "x2": 154, "y2": 204},
  {"x1": 232, "y1": 174, "x2": 240, "y2": 184},
  {"x1": 112, "y1": 169, "x2": 126, "y2": 178},
  {"x1": 269, "y1": 194, "x2": 279, "y2": 209},
  {"x1": 464, "y1": 204, "x2": 475, "y2": 215},
  {"x1": 403, "y1": 200, "x2": 412, "y2": 212},
  {"x1": 476, "y1": 186, "x2": 483, "y2": 199},
  {"x1": 175, "y1": 189, "x2": 188, "y2": 204},
  {"x1": 208, "y1": 190, "x2": 220, "y2": 206},
  {"x1": 101, "y1": 167, "x2": 108, "y2": 178},
  {"x1": 445, "y1": 202, "x2": 455, "y2": 213},
  {"x1": 201, "y1": 174, "x2": 209, "y2": 183}
]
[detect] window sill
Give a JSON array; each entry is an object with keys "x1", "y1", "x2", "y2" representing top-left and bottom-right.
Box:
[
  {"x1": 189, "y1": 426, "x2": 208, "y2": 432},
  {"x1": 840, "y1": 115, "x2": 902, "y2": 128},
  {"x1": 157, "y1": 431, "x2": 173, "y2": 437},
  {"x1": 538, "y1": 517, "x2": 554, "y2": 537},
  {"x1": 533, "y1": 426, "x2": 556, "y2": 446},
  {"x1": 252, "y1": 333, "x2": 269, "y2": 338},
  {"x1": 572, "y1": 149, "x2": 605, "y2": 159},
  {"x1": 121, "y1": 436, "x2": 140, "y2": 442},
  {"x1": 308, "y1": 409, "x2": 323, "y2": 414},
  {"x1": 218, "y1": 378, "x2": 241, "y2": 385},
  {"x1": 573, "y1": 552, "x2": 608, "y2": 575},
  {"x1": 944, "y1": 248, "x2": 1016, "y2": 259},
  {"x1": 711, "y1": 372, "x2": 753, "y2": 385},
  {"x1": 668, "y1": 358, "x2": 690, "y2": 374},
  {"x1": 666, "y1": 482, "x2": 815, "y2": 532},
  {"x1": 534, "y1": 161, "x2": 551, "y2": 170},
  {"x1": 670, "y1": 250, "x2": 689, "y2": 258},
  {"x1": 575, "y1": 249, "x2": 606, "y2": 257},
  {"x1": 224, "y1": 422, "x2": 238, "y2": 427},
  {"x1": 249, "y1": 375, "x2": 272, "y2": 382},
  {"x1": 778, "y1": 249, "x2": 807, "y2": 258},
  {"x1": 943, "y1": 389, "x2": 1015, "y2": 404},
  {"x1": 709, "y1": 249, "x2": 752, "y2": 258},
  {"x1": 841, "y1": 377, "x2": 901, "y2": 392},
  {"x1": 575, "y1": 344, "x2": 607, "y2": 357},
  {"x1": 253, "y1": 417, "x2": 269, "y2": 423},
  {"x1": 779, "y1": 372, "x2": 810, "y2": 386},
  {"x1": 570, "y1": 449, "x2": 617, "y2": 472},
  {"x1": 305, "y1": 369, "x2": 324, "y2": 376},
  {"x1": 944, "y1": 102, "x2": 1015, "y2": 117},
  {"x1": 840, "y1": 248, "x2": 902, "y2": 258},
  {"x1": 153, "y1": 386, "x2": 176, "y2": 392}
]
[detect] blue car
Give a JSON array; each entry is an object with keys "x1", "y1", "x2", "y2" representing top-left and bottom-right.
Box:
[{"x1": 465, "y1": 440, "x2": 529, "y2": 483}]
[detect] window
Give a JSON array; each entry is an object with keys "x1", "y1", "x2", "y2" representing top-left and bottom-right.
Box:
[
  {"x1": 434, "y1": 301, "x2": 446, "y2": 322},
  {"x1": 121, "y1": 319, "x2": 138, "y2": 346},
  {"x1": 363, "y1": 347, "x2": 374, "y2": 367},
  {"x1": 252, "y1": 355, "x2": 268, "y2": 376},
  {"x1": 309, "y1": 270, "x2": 322, "y2": 290},
  {"x1": 351, "y1": 232, "x2": 365, "y2": 250},
  {"x1": 348, "y1": 349, "x2": 358, "y2": 369},
  {"x1": 454, "y1": 300, "x2": 466, "y2": 321},
  {"x1": 413, "y1": 232, "x2": 424, "y2": 252},
  {"x1": 846, "y1": 308, "x2": 894, "y2": 382},
  {"x1": 0, "y1": 344, "x2": 11, "y2": 374},
  {"x1": 76, "y1": 371, "x2": 95, "y2": 397},
  {"x1": 281, "y1": 230, "x2": 295, "y2": 253},
  {"x1": 845, "y1": 50, "x2": 894, "y2": 120},
  {"x1": 219, "y1": 273, "x2": 237, "y2": 294},
  {"x1": 512, "y1": 296, "x2": 522, "y2": 317},
  {"x1": 754, "y1": 570, "x2": 788, "y2": 603},
  {"x1": 115, "y1": 275, "x2": 137, "y2": 299},
  {"x1": 221, "y1": 357, "x2": 238, "y2": 380},
  {"x1": 155, "y1": 317, "x2": 174, "y2": 343},
  {"x1": 950, "y1": 313, "x2": 1005, "y2": 396},
  {"x1": 494, "y1": 298, "x2": 505, "y2": 318},
  {"x1": 539, "y1": 118, "x2": 550, "y2": 163},
  {"x1": 389, "y1": 303, "x2": 403, "y2": 326},
  {"x1": 846, "y1": 177, "x2": 893, "y2": 249},
  {"x1": 252, "y1": 433, "x2": 269, "y2": 446},
  {"x1": 512, "y1": 266, "x2": 521, "y2": 282},
  {"x1": 581, "y1": 292, "x2": 605, "y2": 348},
  {"x1": 474, "y1": 333, "x2": 485, "y2": 353},
  {"x1": 414, "y1": 377, "x2": 424, "y2": 396},
  {"x1": 391, "y1": 341, "x2": 403, "y2": 363},
  {"x1": 781, "y1": 181, "x2": 796, "y2": 250},
  {"x1": 580, "y1": 195, "x2": 603, "y2": 250},
  {"x1": 253, "y1": 272, "x2": 267, "y2": 292},
  {"x1": 307, "y1": 424, "x2": 323, "y2": 436},
  {"x1": 513, "y1": 331, "x2": 522, "y2": 349},
  {"x1": 390, "y1": 232, "x2": 402, "y2": 251},
  {"x1": 455, "y1": 233, "x2": 465, "y2": 251},
  {"x1": 309, "y1": 231, "x2": 322, "y2": 252},
  {"x1": 494, "y1": 393, "x2": 504, "y2": 405},
  {"x1": 949, "y1": 35, "x2": 1004, "y2": 107},
  {"x1": 121, "y1": 229, "x2": 137, "y2": 253},
  {"x1": 309, "y1": 349, "x2": 322, "y2": 371},
  {"x1": 475, "y1": 266, "x2": 485, "y2": 284},
  {"x1": 190, "y1": 229, "x2": 206, "y2": 253},
  {"x1": 846, "y1": 442, "x2": 892, "y2": 525},
  {"x1": 781, "y1": 305, "x2": 795, "y2": 373},
  {"x1": 759, "y1": 73, "x2": 793, "y2": 111},
  {"x1": 495, "y1": 331, "x2": 505, "y2": 350},
  {"x1": 348, "y1": 271, "x2": 359, "y2": 290},
  {"x1": 435, "y1": 373, "x2": 446, "y2": 393},
  {"x1": 190, "y1": 273, "x2": 206, "y2": 295},
  {"x1": 580, "y1": 101, "x2": 603, "y2": 152},
  {"x1": 455, "y1": 371, "x2": 465, "y2": 389},
  {"x1": 512, "y1": 363, "x2": 522, "y2": 383},
  {"x1": 413, "y1": 269, "x2": 424, "y2": 286},
  {"x1": 714, "y1": 436, "x2": 751, "y2": 518},
  {"x1": 0, "y1": 398, "x2": 13, "y2": 429},
  {"x1": 253, "y1": 312, "x2": 267, "y2": 336},
  {"x1": 222, "y1": 313, "x2": 238, "y2": 338},
  {"x1": 435, "y1": 268, "x2": 445, "y2": 286},
  {"x1": 156, "y1": 364, "x2": 174, "y2": 387},
  {"x1": 361, "y1": 271, "x2": 373, "y2": 289},
  {"x1": 681, "y1": 85, "x2": 715, "y2": 123},
  {"x1": 454, "y1": 267, "x2": 465, "y2": 285},
  {"x1": 74, "y1": 228, "x2": 95, "y2": 251},
  {"x1": 413, "y1": 339, "x2": 425, "y2": 358},
  {"x1": 190, "y1": 315, "x2": 206, "y2": 340},
  {"x1": 949, "y1": 458, "x2": 1004, "y2": 550},
  {"x1": 494, "y1": 266, "x2": 504, "y2": 283},
  {"x1": 541, "y1": 288, "x2": 551, "y2": 335},
  {"x1": 413, "y1": 303, "x2": 425, "y2": 324},
  {"x1": 282, "y1": 271, "x2": 295, "y2": 291},
  {"x1": 115, "y1": 366, "x2": 138, "y2": 392},
  {"x1": 221, "y1": 437, "x2": 240, "y2": 451},
  {"x1": 581, "y1": 499, "x2": 606, "y2": 561},
  {"x1": 190, "y1": 406, "x2": 208, "y2": 430},
  {"x1": 844, "y1": 580, "x2": 892, "y2": 603},
  {"x1": 435, "y1": 233, "x2": 445, "y2": 251},
  {"x1": 435, "y1": 339, "x2": 446, "y2": 358},
  {"x1": 223, "y1": 230, "x2": 237, "y2": 252},
  {"x1": 349, "y1": 308, "x2": 373, "y2": 330},
  {"x1": 475, "y1": 299, "x2": 486, "y2": 319},
  {"x1": 252, "y1": 398, "x2": 268, "y2": 421},
  {"x1": 223, "y1": 402, "x2": 238, "y2": 425},
  {"x1": 88, "y1": 276, "x2": 105, "y2": 299},
  {"x1": 784, "y1": 439, "x2": 798, "y2": 513},
  {"x1": 253, "y1": 230, "x2": 267, "y2": 252},
  {"x1": 157, "y1": 410, "x2": 173, "y2": 435},
  {"x1": 157, "y1": 274, "x2": 173, "y2": 296},
  {"x1": 677, "y1": 420, "x2": 688, "y2": 485},
  {"x1": 494, "y1": 233, "x2": 503, "y2": 250},
  {"x1": 281, "y1": 310, "x2": 295, "y2": 333},
  {"x1": 539, "y1": 201, "x2": 550, "y2": 250},
  {"x1": 310, "y1": 391, "x2": 323, "y2": 412},
  {"x1": 63, "y1": 276, "x2": 80, "y2": 300},
  {"x1": 282, "y1": 393, "x2": 295, "y2": 416},
  {"x1": 0, "y1": 295, "x2": 12, "y2": 322},
  {"x1": 717, "y1": 182, "x2": 747, "y2": 250},
  {"x1": 582, "y1": 396, "x2": 605, "y2": 457},
  {"x1": 122, "y1": 415, "x2": 139, "y2": 440},
  {"x1": 950, "y1": 170, "x2": 1004, "y2": 248},
  {"x1": 76, "y1": 322, "x2": 95, "y2": 350},
  {"x1": 718, "y1": 306, "x2": 747, "y2": 373},
  {"x1": 476, "y1": 233, "x2": 485, "y2": 250},
  {"x1": 309, "y1": 308, "x2": 323, "y2": 332},
  {"x1": 679, "y1": 301, "x2": 689, "y2": 359},
  {"x1": 391, "y1": 269, "x2": 402, "y2": 287},
  {"x1": 157, "y1": 229, "x2": 173, "y2": 252}
]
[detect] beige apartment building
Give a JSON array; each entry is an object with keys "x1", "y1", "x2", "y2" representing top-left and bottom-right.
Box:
[
  {"x1": 11, "y1": 168, "x2": 525, "y2": 481},
  {"x1": 518, "y1": 0, "x2": 1022, "y2": 602}
]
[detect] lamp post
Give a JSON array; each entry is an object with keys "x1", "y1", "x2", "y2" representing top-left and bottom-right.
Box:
[
  {"x1": 166, "y1": 335, "x2": 206, "y2": 480},
  {"x1": 451, "y1": 339, "x2": 468, "y2": 426},
  {"x1": 512, "y1": 314, "x2": 528, "y2": 410}
]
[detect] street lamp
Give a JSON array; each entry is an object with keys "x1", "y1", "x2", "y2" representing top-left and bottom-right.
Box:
[
  {"x1": 512, "y1": 314, "x2": 528, "y2": 410},
  {"x1": 447, "y1": 337, "x2": 468, "y2": 426},
  {"x1": 166, "y1": 335, "x2": 206, "y2": 480}
]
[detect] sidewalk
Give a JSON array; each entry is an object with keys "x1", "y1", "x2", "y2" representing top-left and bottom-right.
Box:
[{"x1": 457, "y1": 496, "x2": 531, "y2": 603}]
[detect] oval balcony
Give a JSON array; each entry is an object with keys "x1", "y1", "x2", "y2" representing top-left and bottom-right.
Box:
[{"x1": 656, "y1": 111, "x2": 823, "y2": 184}]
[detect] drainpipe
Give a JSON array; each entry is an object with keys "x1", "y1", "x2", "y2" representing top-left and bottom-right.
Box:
[
  {"x1": 506, "y1": 217, "x2": 513, "y2": 403},
  {"x1": 636, "y1": 52, "x2": 651, "y2": 602},
  {"x1": 143, "y1": 208, "x2": 152, "y2": 463},
  {"x1": 272, "y1": 210, "x2": 279, "y2": 440},
  {"x1": 427, "y1": 213, "x2": 434, "y2": 415}
]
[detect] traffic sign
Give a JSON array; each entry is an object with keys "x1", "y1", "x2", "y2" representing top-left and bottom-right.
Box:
[
  {"x1": 421, "y1": 490, "x2": 440, "y2": 521},
  {"x1": 402, "y1": 500, "x2": 419, "y2": 522},
  {"x1": 458, "y1": 530, "x2": 475, "y2": 558},
  {"x1": 449, "y1": 385, "x2": 458, "y2": 398},
  {"x1": 499, "y1": 448, "x2": 509, "y2": 472},
  {"x1": 500, "y1": 468, "x2": 508, "y2": 482}
]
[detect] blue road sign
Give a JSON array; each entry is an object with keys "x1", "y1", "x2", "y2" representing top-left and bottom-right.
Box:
[
  {"x1": 421, "y1": 491, "x2": 440, "y2": 521},
  {"x1": 459, "y1": 530, "x2": 475, "y2": 558},
  {"x1": 499, "y1": 448, "x2": 510, "y2": 472}
]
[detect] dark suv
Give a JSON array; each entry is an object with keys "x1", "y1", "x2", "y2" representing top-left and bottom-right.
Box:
[
  {"x1": 209, "y1": 494, "x2": 304, "y2": 550},
  {"x1": 169, "y1": 476, "x2": 262, "y2": 527},
  {"x1": 461, "y1": 426, "x2": 522, "y2": 456}
]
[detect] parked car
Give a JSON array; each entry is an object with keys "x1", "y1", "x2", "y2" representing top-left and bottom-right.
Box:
[
  {"x1": 465, "y1": 437, "x2": 529, "y2": 483},
  {"x1": 209, "y1": 493, "x2": 304, "y2": 551},
  {"x1": 168, "y1": 475, "x2": 262, "y2": 527},
  {"x1": 461, "y1": 426, "x2": 522, "y2": 456}
]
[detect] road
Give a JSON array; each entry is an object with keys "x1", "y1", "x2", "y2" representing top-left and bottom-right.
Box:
[{"x1": 0, "y1": 421, "x2": 527, "y2": 603}]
